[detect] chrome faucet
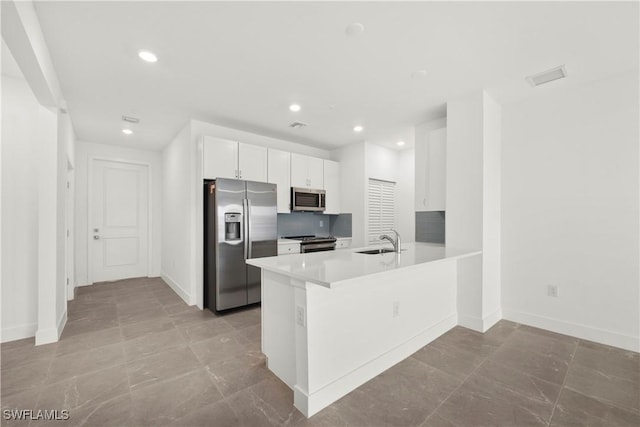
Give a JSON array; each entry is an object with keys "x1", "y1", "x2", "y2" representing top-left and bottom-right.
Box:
[{"x1": 380, "y1": 229, "x2": 401, "y2": 253}]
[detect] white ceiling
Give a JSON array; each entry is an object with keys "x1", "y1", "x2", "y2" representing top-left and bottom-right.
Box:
[{"x1": 33, "y1": 1, "x2": 638, "y2": 151}]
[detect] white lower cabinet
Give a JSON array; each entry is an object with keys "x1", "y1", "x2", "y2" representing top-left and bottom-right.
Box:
[
  {"x1": 336, "y1": 238, "x2": 352, "y2": 249},
  {"x1": 278, "y1": 242, "x2": 300, "y2": 255}
]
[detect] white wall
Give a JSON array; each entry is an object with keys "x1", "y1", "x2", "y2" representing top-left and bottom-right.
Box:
[
  {"x1": 36, "y1": 101, "x2": 60, "y2": 345},
  {"x1": 363, "y1": 142, "x2": 415, "y2": 246},
  {"x1": 75, "y1": 141, "x2": 162, "y2": 286},
  {"x1": 160, "y1": 124, "x2": 192, "y2": 302},
  {"x1": 60, "y1": 113, "x2": 76, "y2": 300},
  {"x1": 1, "y1": 72, "x2": 41, "y2": 342},
  {"x1": 2, "y1": 3, "x2": 74, "y2": 343},
  {"x1": 331, "y1": 143, "x2": 366, "y2": 247},
  {"x1": 501, "y1": 71, "x2": 639, "y2": 351},
  {"x1": 446, "y1": 93, "x2": 484, "y2": 251},
  {"x1": 397, "y1": 149, "x2": 416, "y2": 245},
  {"x1": 482, "y1": 93, "x2": 502, "y2": 321},
  {"x1": 446, "y1": 90, "x2": 502, "y2": 332}
]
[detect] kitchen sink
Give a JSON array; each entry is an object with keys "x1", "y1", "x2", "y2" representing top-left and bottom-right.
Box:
[{"x1": 356, "y1": 248, "x2": 397, "y2": 255}]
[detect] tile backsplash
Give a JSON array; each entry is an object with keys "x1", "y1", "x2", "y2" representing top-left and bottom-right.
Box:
[
  {"x1": 415, "y1": 211, "x2": 445, "y2": 244},
  {"x1": 278, "y1": 212, "x2": 352, "y2": 238}
]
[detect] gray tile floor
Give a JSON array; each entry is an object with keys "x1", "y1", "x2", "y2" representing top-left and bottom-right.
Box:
[{"x1": 1, "y1": 277, "x2": 639, "y2": 427}]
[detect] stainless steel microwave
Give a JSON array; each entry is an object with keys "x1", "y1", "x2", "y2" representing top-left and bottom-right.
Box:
[{"x1": 291, "y1": 187, "x2": 326, "y2": 212}]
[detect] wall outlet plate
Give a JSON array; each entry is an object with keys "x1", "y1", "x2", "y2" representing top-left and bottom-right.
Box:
[{"x1": 547, "y1": 285, "x2": 559, "y2": 297}]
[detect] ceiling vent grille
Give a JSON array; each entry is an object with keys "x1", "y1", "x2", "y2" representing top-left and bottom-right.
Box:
[
  {"x1": 289, "y1": 121, "x2": 308, "y2": 129},
  {"x1": 526, "y1": 65, "x2": 567, "y2": 87},
  {"x1": 122, "y1": 115, "x2": 140, "y2": 124}
]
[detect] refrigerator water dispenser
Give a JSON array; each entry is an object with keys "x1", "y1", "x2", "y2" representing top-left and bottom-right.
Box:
[{"x1": 224, "y1": 213, "x2": 241, "y2": 241}]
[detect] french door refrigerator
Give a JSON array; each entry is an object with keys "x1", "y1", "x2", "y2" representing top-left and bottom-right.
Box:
[{"x1": 204, "y1": 178, "x2": 277, "y2": 311}]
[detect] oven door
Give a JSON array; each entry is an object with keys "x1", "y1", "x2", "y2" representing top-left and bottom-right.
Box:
[
  {"x1": 291, "y1": 188, "x2": 326, "y2": 212},
  {"x1": 301, "y1": 242, "x2": 336, "y2": 253}
]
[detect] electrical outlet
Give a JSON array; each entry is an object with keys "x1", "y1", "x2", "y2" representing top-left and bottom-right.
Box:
[
  {"x1": 547, "y1": 285, "x2": 559, "y2": 297},
  {"x1": 319, "y1": 220, "x2": 324, "y2": 227},
  {"x1": 296, "y1": 305, "x2": 306, "y2": 327},
  {"x1": 393, "y1": 301, "x2": 400, "y2": 317}
]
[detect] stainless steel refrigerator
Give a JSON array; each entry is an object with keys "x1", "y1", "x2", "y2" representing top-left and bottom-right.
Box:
[{"x1": 204, "y1": 178, "x2": 277, "y2": 311}]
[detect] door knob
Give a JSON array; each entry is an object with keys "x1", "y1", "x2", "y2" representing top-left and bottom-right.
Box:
[{"x1": 93, "y1": 235, "x2": 100, "y2": 240}]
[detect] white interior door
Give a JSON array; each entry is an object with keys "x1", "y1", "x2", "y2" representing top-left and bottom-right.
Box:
[{"x1": 90, "y1": 159, "x2": 149, "y2": 283}]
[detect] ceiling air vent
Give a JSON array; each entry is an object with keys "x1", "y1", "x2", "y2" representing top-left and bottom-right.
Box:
[
  {"x1": 289, "y1": 121, "x2": 308, "y2": 129},
  {"x1": 526, "y1": 65, "x2": 567, "y2": 87},
  {"x1": 122, "y1": 115, "x2": 140, "y2": 124}
]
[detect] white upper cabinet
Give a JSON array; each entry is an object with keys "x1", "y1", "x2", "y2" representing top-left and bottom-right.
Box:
[
  {"x1": 323, "y1": 160, "x2": 341, "y2": 214},
  {"x1": 415, "y1": 127, "x2": 446, "y2": 211},
  {"x1": 203, "y1": 136, "x2": 237, "y2": 180},
  {"x1": 307, "y1": 156, "x2": 324, "y2": 189},
  {"x1": 238, "y1": 143, "x2": 267, "y2": 182},
  {"x1": 202, "y1": 136, "x2": 267, "y2": 182},
  {"x1": 267, "y1": 148, "x2": 291, "y2": 213},
  {"x1": 291, "y1": 153, "x2": 324, "y2": 189}
]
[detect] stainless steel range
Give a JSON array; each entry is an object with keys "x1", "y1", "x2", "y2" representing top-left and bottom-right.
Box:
[{"x1": 285, "y1": 235, "x2": 337, "y2": 253}]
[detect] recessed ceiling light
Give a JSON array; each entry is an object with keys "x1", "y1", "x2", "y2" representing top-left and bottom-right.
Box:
[
  {"x1": 289, "y1": 104, "x2": 301, "y2": 112},
  {"x1": 345, "y1": 23, "x2": 365, "y2": 37},
  {"x1": 397, "y1": 141, "x2": 405, "y2": 146},
  {"x1": 138, "y1": 50, "x2": 158, "y2": 63},
  {"x1": 353, "y1": 125, "x2": 364, "y2": 132},
  {"x1": 122, "y1": 129, "x2": 133, "y2": 135}
]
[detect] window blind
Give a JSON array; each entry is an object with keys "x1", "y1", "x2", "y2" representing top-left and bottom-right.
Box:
[{"x1": 367, "y1": 178, "x2": 396, "y2": 245}]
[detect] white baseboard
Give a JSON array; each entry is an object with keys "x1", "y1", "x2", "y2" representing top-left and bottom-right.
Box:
[
  {"x1": 482, "y1": 309, "x2": 502, "y2": 332},
  {"x1": 1, "y1": 322, "x2": 37, "y2": 343},
  {"x1": 458, "y1": 314, "x2": 483, "y2": 332},
  {"x1": 294, "y1": 313, "x2": 458, "y2": 417},
  {"x1": 57, "y1": 308, "x2": 67, "y2": 339},
  {"x1": 35, "y1": 327, "x2": 58, "y2": 345},
  {"x1": 34, "y1": 309, "x2": 68, "y2": 346},
  {"x1": 160, "y1": 271, "x2": 191, "y2": 305},
  {"x1": 503, "y1": 309, "x2": 639, "y2": 353}
]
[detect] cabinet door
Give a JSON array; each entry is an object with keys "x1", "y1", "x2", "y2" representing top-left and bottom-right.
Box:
[
  {"x1": 203, "y1": 136, "x2": 237, "y2": 180},
  {"x1": 239, "y1": 143, "x2": 268, "y2": 182},
  {"x1": 414, "y1": 128, "x2": 428, "y2": 210},
  {"x1": 278, "y1": 243, "x2": 300, "y2": 255},
  {"x1": 323, "y1": 160, "x2": 340, "y2": 214},
  {"x1": 290, "y1": 153, "x2": 309, "y2": 188},
  {"x1": 426, "y1": 128, "x2": 446, "y2": 210},
  {"x1": 268, "y1": 148, "x2": 291, "y2": 213},
  {"x1": 414, "y1": 127, "x2": 446, "y2": 211},
  {"x1": 307, "y1": 156, "x2": 324, "y2": 189},
  {"x1": 336, "y1": 239, "x2": 351, "y2": 249}
]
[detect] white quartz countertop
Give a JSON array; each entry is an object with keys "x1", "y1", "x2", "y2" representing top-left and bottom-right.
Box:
[{"x1": 247, "y1": 242, "x2": 481, "y2": 288}]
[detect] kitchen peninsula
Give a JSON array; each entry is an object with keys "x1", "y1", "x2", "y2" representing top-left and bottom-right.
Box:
[{"x1": 247, "y1": 243, "x2": 481, "y2": 417}]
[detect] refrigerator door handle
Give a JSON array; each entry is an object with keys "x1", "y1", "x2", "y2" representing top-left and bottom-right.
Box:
[
  {"x1": 246, "y1": 199, "x2": 253, "y2": 259},
  {"x1": 243, "y1": 199, "x2": 249, "y2": 260}
]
